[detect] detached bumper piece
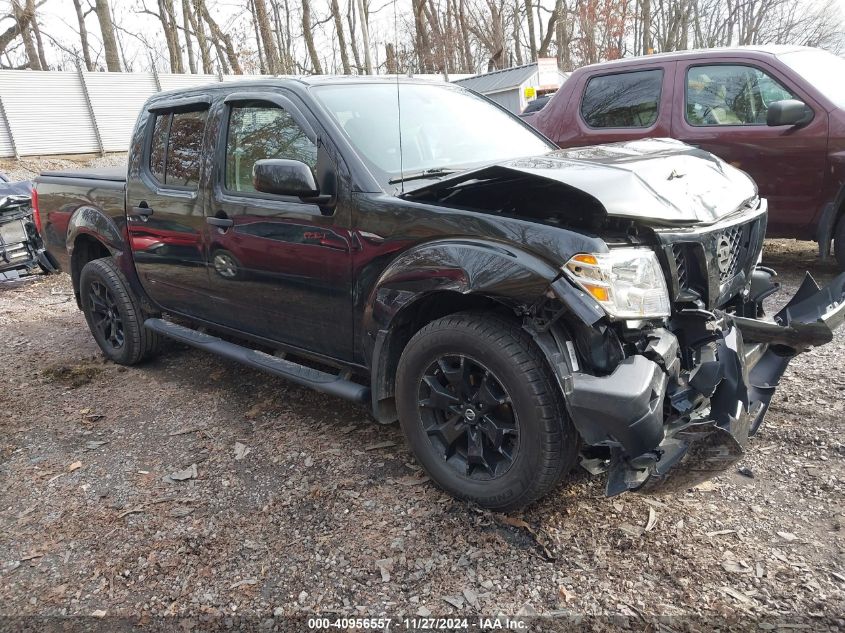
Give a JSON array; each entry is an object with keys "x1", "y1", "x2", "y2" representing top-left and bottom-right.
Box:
[
  {"x1": 567, "y1": 270, "x2": 845, "y2": 496},
  {"x1": 0, "y1": 194, "x2": 54, "y2": 282}
]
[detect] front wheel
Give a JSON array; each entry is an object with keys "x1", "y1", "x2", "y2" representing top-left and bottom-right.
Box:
[
  {"x1": 79, "y1": 257, "x2": 161, "y2": 365},
  {"x1": 395, "y1": 312, "x2": 579, "y2": 511}
]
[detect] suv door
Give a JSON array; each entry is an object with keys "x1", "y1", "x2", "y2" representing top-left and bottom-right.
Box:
[
  {"x1": 672, "y1": 60, "x2": 828, "y2": 238},
  {"x1": 204, "y1": 92, "x2": 354, "y2": 361},
  {"x1": 553, "y1": 65, "x2": 673, "y2": 147},
  {"x1": 126, "y1": 100, "x2": 212, "y2": 318}
]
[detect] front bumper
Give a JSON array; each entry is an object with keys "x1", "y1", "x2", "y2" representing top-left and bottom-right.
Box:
[{"x1": 565, "y1": 270, "x2": 845, "y2": 496}]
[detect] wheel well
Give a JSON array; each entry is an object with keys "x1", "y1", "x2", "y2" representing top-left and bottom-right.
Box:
[
  {"x1": 71, "y1": 234, "x2": 110, "y2": 303},
  {"x1": 371, "y1": 290, "x2": 514, "y2": 423}
]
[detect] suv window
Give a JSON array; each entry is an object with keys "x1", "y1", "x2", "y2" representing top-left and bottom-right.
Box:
[
  {"x1": 581, "y1": 70, "x2": 663, "y2": 128},
  {"x1": 148, "y1": 109, "x2": 208, "y2": 188},
  {"x1": 225, "y1": 104, "x2": 317, "y2": 194},
  {"x1": 686, "y1": 65, "x2": 799, "y2": 126}
]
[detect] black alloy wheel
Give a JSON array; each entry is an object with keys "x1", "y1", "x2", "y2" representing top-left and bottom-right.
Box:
[
  {"x1": 87, "y1": 279, "x2": 125, "y2": 350},
  {"x1": 418, "y1": 354, "x2": 519, "y2": 480}
]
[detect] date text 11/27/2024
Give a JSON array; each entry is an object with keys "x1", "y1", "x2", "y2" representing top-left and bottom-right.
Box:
[{"x1": 307, "y1": 616, "x2": 529, "y2": 630}]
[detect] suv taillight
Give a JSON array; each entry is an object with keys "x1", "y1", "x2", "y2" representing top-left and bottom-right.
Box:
[{"x1": 31, "y1": 188, "x2": 42, "y2": 234}]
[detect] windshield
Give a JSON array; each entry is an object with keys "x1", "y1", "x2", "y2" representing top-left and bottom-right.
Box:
[
  {"x1": 779, "y1": 49, "x2": 845, "y2": 109},
  {"x1": 312, "y1": 82, "x2": 553, "y2": 185}
]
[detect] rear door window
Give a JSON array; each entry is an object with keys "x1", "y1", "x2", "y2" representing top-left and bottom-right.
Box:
[
  {"x1": 581, "y1": 70, "x2": 663, "y2": 128},
  {"x1": 686, "y1": 65, "x2": 799, "y2": 126},
  {"x1": 147, "y1": 108, "x2": 208, "y2": 189}
]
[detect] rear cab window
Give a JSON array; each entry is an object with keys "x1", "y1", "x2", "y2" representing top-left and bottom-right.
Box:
[
  {"x1": 581, "y1": 69, "x2": 664, "y2": 128},
  {"x1": 147, "y1": 108, "x2": 209, "y2": 189}
]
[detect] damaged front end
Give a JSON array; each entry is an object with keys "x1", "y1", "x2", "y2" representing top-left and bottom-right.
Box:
[
  {"x1": 539, "y1": 209, "x2": 845, "y2": 496},
  {"x1": 0, "y1": 194, "x2": 56, "y2": 281}
]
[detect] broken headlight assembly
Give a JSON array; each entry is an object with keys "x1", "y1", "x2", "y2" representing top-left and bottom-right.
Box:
[{"x1": 563, "y1": 248, "x2": 671, "y2": 319}]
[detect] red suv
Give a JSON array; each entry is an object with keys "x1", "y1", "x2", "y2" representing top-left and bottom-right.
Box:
[{"x1": 528, "y1": 46, "x2": 845, "y2": 270}]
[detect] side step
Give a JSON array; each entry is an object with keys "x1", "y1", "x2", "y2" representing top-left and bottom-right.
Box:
[{"x1": 144, "y1": 318, "x2": 370, "y2": 404}]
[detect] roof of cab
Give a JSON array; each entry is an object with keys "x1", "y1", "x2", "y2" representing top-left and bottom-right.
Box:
[{"x1": 574, "y1": 45, "x2": 813, "y2": 73}]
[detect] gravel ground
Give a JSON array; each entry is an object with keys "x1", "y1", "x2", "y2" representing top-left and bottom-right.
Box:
[{"x1": 0, "y1": 155, "x2": 843, "y2": 630}]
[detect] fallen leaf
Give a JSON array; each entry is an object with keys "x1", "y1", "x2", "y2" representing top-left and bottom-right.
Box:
[
  {"x1": 169, "y1": 506, "x2": 194, "y2": 518},
  {"x1": 619, "y1": 523, "x2": 644, "y2": 538},
  {"x1": 442, "y1": 595, "x2": 464, "y2": 609},
  {"x1": 777, "y1": 531, "x2": 798, "y2": 542},
  {"x1": 67, "y1": 461, "x2": 82, "y2": 472},
  {"x1": 364, "y1": 440, "x2": 396, "y2": 451},
  {"x1": 693, "y1": 481, "x2": 719, "y2": 492},
  {"x1": 463, "y1": 587, "x2": 479, "y2": 608},
  {"x1": 168, "y1": 464, "x2": 198, "y2": 481},
  {"x1": 375, "y1": 558, "x2": 392, "y2": 582},
  {"x1": 496, "y1": 515, "x2": 530, "y2": 530},
  {"x1": 91, "y1": 609, "x2": 107, "y2": 618},
  {"x1": 645, "y1": 507, "x2": 658, "y2": 532},
  {"x1": 722, "y1": 560, "x2": 752, "y2": 574},
  {"x1": 118, "y1": 507, "x2": 145, "y2": 519},
  {"x1": 85, "y1": 440, "x2": 108, "y2": 450},
  {"x1": 719, "y1": 586, "x2": 753, "y2": 605},
  {"x1": 558, "y1": 586, "x2": 576, "y2": 603},
  {"x1": 706, "y1": 529, "x2": 737, "y2": 537},
  {"x1": 234, "y1": 442, "x2": 251, "y2": 461},
  {"x1": 229, "y1": 578, "x2": 258, "y2": 590},
  {"x1": 397, "y1": 475, "x2": 430, "y2": 486}
]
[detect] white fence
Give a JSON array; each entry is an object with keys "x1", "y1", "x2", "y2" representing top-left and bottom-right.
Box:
[
  {"x1": 0, "y1": 69, "x2": 471, "y2": 159},
  {"x1": 0, "y1": 70, "x2": 283, "y2": 158}
]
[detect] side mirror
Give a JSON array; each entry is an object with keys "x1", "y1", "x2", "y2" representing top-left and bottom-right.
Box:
[
  {"x1": 253, "y1": 159, "x2": 320, "y2": 198},
  {"x1": 767, "y1": 100, "x2": 812, "y2": 127}
]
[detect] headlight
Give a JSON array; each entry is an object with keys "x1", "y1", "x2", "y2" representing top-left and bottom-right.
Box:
[{"x1": 563, "y1": 248, "x2": 670, "y2": 319}]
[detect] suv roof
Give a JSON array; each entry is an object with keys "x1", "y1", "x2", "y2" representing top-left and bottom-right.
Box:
[{"x1": 577, "y1": 45, "x2": 813, "y2": 73}]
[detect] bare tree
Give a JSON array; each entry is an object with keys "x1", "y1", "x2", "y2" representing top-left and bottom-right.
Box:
[
  {"x1": 94, "y1": 0, "x2": 121, "y2": 71},
  {"x1": 196, "y1": 0, "x2": 243, "y2": 73},
  {"x1": 253, "y1": 0, "x2": 281, "y2": 73},
  {"x1": 330, "y1": 0, "x2": 352, "y2": 73},
  {"x1": 301, "y1": 0, "x2": 323, "y2": 73}
]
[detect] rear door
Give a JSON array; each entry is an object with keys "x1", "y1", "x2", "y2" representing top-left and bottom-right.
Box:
[
  {"x1": 203, "y1": 91, "x2": 354, "y2": 361},
  {"x1": 671, "y1": 59, "x2": 828, "y2": 237},
  {"x1": 553, "y1": 63, "x2": 674, "y2": 147},
  {"x1": 126, "y1": 99, "x2": 212, "y2": 317}
]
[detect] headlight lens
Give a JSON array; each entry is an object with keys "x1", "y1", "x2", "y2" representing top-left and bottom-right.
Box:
[{"x1": 563, "y1": 248, "x2": 670, "y2": 319}]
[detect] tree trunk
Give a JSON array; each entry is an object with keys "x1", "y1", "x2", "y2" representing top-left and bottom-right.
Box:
[
  {"x1": 271, "y1": 0, "x2": 292, "y2": 73},
  {"x1": 94, "y1": 0, "x2": 122, "y2": 71},
  {"x1": 347, "y1": 0, "x2": 363, "y2": 71},
  {"x1": 72, "y1": 0, "x2": 94, "y2": 71},
  {"x1": 249, "y1": 0, "x2": 267, "y2": 72},
  {"x1": 188, "y1": 0, "x2": 213, "y2": 72},
  {"x1": 301, "y1": 0, "x2": 323, "y2": 74},
  {"x1": 182, "y1": 0, "x2": 197, "y2": 73},
  {"x1": 12, "y1": 0, "x2": 41, "y2": 70},
  {"x1": 157, "y1": 0, "x2": 184, "y2": 73},
  {"x1": 197, "y1": 0, "x2": 243, "y2": 73},
  {"x1": 457, "y1": 0, "x2": 474, "y2": 72},
  {"x1": 27, "y1": 0, "x2": 48, "y2": 70},
  {"x1": 357, "y1": 0, "x2": 373, "y2": 74},
  {"x1": 329, "y1": 0, "x2": 351, "y2": 74},
  {"x1": 525, "y1": 0, "x2": 537, "y2": 61},
  {"x1": 641, "y1": 0, "x2": 652, "y2": 53},
  {"x1": 253, "y1": 0, "x2": 280, "y2": 74}
]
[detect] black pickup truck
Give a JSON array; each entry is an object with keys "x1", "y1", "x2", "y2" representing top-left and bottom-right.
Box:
[{"x1": 35, "y1": 78, "x2": 845, "y2": 510}]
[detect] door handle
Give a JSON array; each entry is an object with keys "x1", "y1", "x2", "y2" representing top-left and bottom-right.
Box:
[
  {"x1": 132, "y1": 203, "x2": 153, "y2": 216},
  {"x1": 206, "y1": 216, "x2": 234, "y2": 228}
]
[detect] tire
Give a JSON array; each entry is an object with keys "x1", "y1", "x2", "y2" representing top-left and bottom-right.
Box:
[
  {"x1": 79, "y1": 257, "x2": 161, "y2": 365},
  {"x1": 395, "y1": 312, "x2": 579, "y2": 511},
  {"x1": 834, "y1": 215, "x2": 845, "y2": 272}
]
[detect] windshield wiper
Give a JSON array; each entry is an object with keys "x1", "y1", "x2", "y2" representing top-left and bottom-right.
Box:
[{"x1": 388, "y1": 168, "x2": 461, "y2": 184}]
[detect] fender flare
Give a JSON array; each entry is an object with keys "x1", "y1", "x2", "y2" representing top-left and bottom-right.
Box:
[
  {"x1": 365, "y1": 238, "x2": 605, "y2": 422},
  {"x1": 66, "y1": 206, "x2": 149, "y2": 309}
]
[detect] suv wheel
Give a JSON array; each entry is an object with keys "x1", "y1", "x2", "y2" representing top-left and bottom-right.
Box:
[
  {"x1": 395, "y1": 312, "x2": 578, "y2": 511},
  {"x1": 835, "y1": 215, "x2": 845, "y2": 272},
  {"x1": 79, "y1": 257, "x2": 161, "y2": 365}
]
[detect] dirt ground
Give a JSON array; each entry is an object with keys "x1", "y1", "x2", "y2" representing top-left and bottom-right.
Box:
[{"x1": 1, "y1": 160, "x2": 843, "y2": 629}]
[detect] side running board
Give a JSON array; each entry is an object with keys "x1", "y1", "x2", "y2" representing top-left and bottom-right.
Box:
[{"x1": 144, "y1": 318, "x2": 370, "y2": 403}]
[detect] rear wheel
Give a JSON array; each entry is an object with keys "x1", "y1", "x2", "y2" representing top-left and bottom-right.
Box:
[
  {"x1": 834, "y1": 215, "x2": 845, "y2": 272},
  {"x1": 395, "y1": 312, "x2": 578, "y2": 511},
  {"x1": 79, "y1": 257, "x2": 161, "y2": 365}
]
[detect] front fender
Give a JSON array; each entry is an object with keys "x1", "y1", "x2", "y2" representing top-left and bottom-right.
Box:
[{"x1": 365, "y1": 238, "x2": 560, "y2": 339}]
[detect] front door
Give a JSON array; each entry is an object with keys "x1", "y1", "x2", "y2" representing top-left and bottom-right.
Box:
[
  {"x1": 126, "y1": 104, "x2": 212, "y2": 317},
  {"x1": 672, "y1": 60, "x2": 828, "y2": 238},
  {"x1": 204, "y1": 94, "x2": 354, "y2": 361}
]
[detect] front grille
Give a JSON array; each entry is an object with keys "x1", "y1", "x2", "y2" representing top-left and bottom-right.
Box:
[
  {"x1": 660, "y1": 211, "x2": 766, "y2": 310},
  {"x1": 716, "y1": 225, "x2": 745, "y2": 284}
]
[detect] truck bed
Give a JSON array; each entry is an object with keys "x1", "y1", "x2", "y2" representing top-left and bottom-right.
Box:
[{"x1": 34, "y1": 167, "x2": 128, "y2": 274}]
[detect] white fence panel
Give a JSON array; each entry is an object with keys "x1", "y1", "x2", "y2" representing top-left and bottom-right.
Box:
[
  {"x1": 0, "y1": 101, "x2": 14, "y2": 158},
  {"x1": 158, "y1": 73, "x2": 220, "y2": 92},
  {"x1": 0, "y1": 71, "x2": 99, "y2": 155},
  {"x1": 84, "y1": 72, "x2": 158, "y2": 153}
]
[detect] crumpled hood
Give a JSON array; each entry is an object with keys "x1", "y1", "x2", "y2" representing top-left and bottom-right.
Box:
[{"x1": 405, "y1": 138, "x2": 759, "y2": 225}]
